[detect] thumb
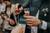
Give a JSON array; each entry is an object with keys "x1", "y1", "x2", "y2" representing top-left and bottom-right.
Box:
[{"x1": 16, "y1": 3, "x2": 19, "y2": 10}]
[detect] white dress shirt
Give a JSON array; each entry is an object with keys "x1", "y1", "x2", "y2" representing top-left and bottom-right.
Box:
[{"x1": 31, "y1": 10, "x2": 47, "y2": 33}]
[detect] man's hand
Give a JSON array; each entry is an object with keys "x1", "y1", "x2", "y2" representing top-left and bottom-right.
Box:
[
  {"x1": 24, "y1": 16, "x2": 40, "y2": 26},
  {"x1": 13, "y1": 4, "x2": 23, "y2": 15},
  {"x1": 11, "y1": 24, "x2": 23, "y2": 33}
]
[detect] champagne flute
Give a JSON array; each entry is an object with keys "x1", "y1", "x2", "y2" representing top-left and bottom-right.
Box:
[{"x1": 24, "y1": 8, "x2": 31, "y2": 29}]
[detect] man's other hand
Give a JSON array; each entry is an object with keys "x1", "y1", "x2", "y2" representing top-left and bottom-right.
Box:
[{"x1": 13, "y1": 3, "x2": 23, "y2": 15}]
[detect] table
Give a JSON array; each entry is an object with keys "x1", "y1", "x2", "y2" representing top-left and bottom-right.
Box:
[{"x1": 11, "y1": 24, "x2": 26, "y2": 33}]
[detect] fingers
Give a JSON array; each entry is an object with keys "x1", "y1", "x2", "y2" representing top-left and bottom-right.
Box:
[
  {"x1": 13, "y1": 5, "x2": 16, "y2": 11},
  {"x1": 27, "y1": 24, "x2": 32, "y2": 26},
  {"x1": 12, "y1": 4, "x2": 23, "y2": 15},
  {"x1": 15, "y1": 4, "x2": 23, "y2": 11},
  {"x1": 26, "y1": 19, "x2": 32, "y2": 23},
  {"x1": 16, "y1": 3, "x2": 19, "y2": 10},
  {"x1": 16, "y1": 3, "x2": 19, "y2": 8},
  {"x1": 19, "y1": 7, "x2": 23, "y2": 11},
  {"x1": 27, "y1": 21, "x2": 32, "y2": 24},
  {"x1": 27, "y1": 23, "x2": 36, "y2": 26},
  {"x1": 26, "y1": 19, "x2": 32, "y2": 21},
  {"x1": 13, "y1": 4, "x2": 19, "y2": 12},
  {"x1": 24, "y1": 16, "x2": 34, "y2": 19},
  {"x1": 13, "y1": 5, "x2": 16, "y2": 13},
  {"x1": 26, "y1": 19, "x2": 35, "y2": 26},
  {"x1": 26, "y1": 19, "x2": 32, "y2": 26}
]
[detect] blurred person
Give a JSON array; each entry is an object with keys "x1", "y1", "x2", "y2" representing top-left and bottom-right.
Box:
[
  {"x1": 12, "y1": 0, "x2": 50, "y2": 33},
  {"x1": 0, "y1": 0, "x2": 6, "y2": 25},
  {"x1": 1, "y1": 0, "x2": 16, "y2": 33},
  {"x1": 0, "y1": 0, "x2": 6, "y2": 32}
]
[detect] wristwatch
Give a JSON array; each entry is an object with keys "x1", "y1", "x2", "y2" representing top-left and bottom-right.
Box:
[{"x1": 38, "y1": 20, "x2": 43, "y2": 28}]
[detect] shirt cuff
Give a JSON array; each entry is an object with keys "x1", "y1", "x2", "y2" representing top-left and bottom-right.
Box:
[{"x1": 41, "y1": 21, "x2": 47, "y2": 30}]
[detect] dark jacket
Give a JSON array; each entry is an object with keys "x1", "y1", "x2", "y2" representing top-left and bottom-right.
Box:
[
  {"x1": 10, "y1": 0, "x2": 50, "y2": 33},
  {"x1": 22, "y1": 0, "x2": 50, "y2": 33}
]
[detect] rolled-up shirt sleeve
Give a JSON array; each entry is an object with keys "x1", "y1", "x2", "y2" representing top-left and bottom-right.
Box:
[{"x1": 41, "y1": 21, "x2": 47, "y2": 30}]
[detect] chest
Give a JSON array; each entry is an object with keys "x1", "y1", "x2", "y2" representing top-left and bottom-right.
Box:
[
  {"x1": 29, "y1": 0, "x2": 42, "y2": 7},
  {"x1": 39, "y1": 9, "x2": 50, "y2": 22}
]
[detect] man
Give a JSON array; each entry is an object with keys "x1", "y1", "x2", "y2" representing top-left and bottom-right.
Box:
[{"x1": 11, "y1": 0, "x2": 50, "y2": 33}]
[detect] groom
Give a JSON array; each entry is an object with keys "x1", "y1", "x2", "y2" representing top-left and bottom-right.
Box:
[{"x1": 10, "y1": 0, "x2": 50, "y2": 33}]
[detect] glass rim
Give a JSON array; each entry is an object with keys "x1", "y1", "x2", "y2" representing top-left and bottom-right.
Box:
[{"x1": 24, "y1": 11, "x2": 29, "y2": 13}]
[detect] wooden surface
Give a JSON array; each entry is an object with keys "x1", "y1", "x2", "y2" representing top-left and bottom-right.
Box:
[
  {"x1": 0, "y1": 24, "x2": 26, "y2": 33},
  {"x1": 21, "y1": 24, "x2": 26, "y2": 33},
  {"x1": 11, "y1": 24, "x2": 26, "y2": 33}
]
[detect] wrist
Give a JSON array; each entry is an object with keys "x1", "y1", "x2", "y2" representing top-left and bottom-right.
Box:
[{"x1": 38, "y1": 20, "x2": 43, "y2": 28}]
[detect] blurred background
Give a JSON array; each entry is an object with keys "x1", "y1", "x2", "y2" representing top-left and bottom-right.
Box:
[
  {"x1": 0, "y1": 0, "x2": 27, "y2": 33},
  {"x1": 11, "y1": 0, "x2": 27, "y2": 4}
]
